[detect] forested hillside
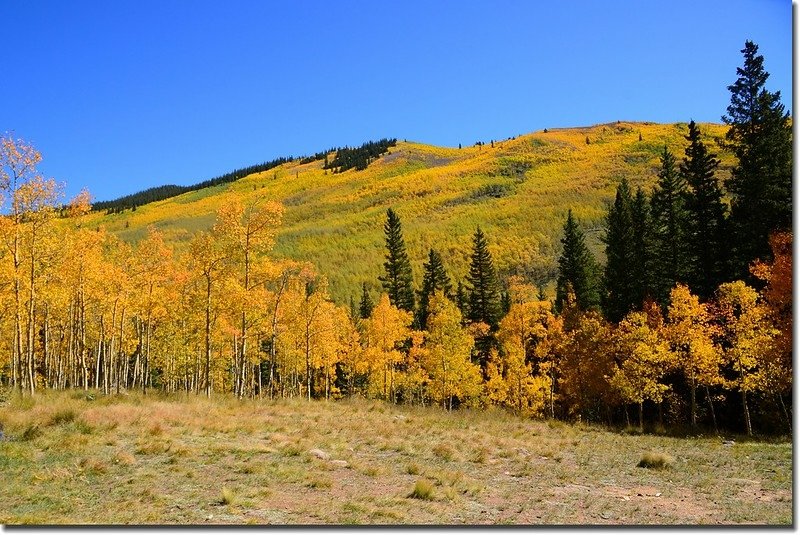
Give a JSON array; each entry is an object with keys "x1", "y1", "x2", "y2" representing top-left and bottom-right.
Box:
[{"x1": 83, "y1": 121, "x2": 734, "y2": 304}]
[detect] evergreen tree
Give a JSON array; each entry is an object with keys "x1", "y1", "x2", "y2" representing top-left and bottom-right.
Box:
[
  {"x1": 455, "y1": 280, "x2": 468, "y2": 319},
  {"x1": 602, "y1": 178, "x2": 636, "y2": 322},
  {"x1": 416, "y1": 248, "x2": 452, "y2": 330},
  {"x1": 630, "y1": 187, "x2": 654, "y2": 306},
  {"x1": 650, "y1": 147, "x2": 689, "y2": 306},
  {"x1": 500, "y1": 289, "x2": 511, "y2": 316},
  {"x1": 722, "y1": 40, "x2": 792, "y2": 277},
  {"x1": 555, "y1": 210, "x2": 600, "y2": 312},
  {"x1": 465, "y1": 227, "x2": 501, "y2": 328},
  {"x1": 378, "y1": 208, "x2": 415, "y2": 313},
  {"x1": 680, "y1": 120, "x2": 727, "y2": 299},
  {"x1": 349, "y1": 295, "x2": 358, "y2": 321},
  {"x1": 359, "y1": 282, "x2": 374, "y2": 320}
]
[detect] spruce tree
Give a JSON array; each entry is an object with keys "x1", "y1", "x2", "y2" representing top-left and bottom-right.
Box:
[
  {"x1": 680, "y1": 120, "x2": 727, "y2": 299},
  {"x1": 359, "y1": 282, "x2": 374, "y2": 319},
  {"x1": 650, "y1": 147, "x2": 689, "y2": 306},
  {"x1": 722, "y1": 40, "x2": 792, "y2": 277},
  {"x1": 602, "y1": 178, "x2": 636, "y2": 322},
  {"x1": 455, "y1": 280, "x2": 468, "y2": 319},
  {"x1": 630, "y1": 187, "x2": 654, "y2": 306},
  {"x1": 378, "y1": 208, "x2": 415, "y2": 313},
  {"x1": 416, "y1": 248, "x2": 452, "y2": 330},
  {"x1": 465, "y1": 227, "x2": 501, "y2": 328},
  {"x1": 556, "y1": 210, "x2": 600, "y2": 312}
]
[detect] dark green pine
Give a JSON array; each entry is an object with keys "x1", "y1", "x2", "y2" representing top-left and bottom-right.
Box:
[
  {"x1": 555, "y1": 210, "x2": 600, "y2": 312},
  {"x1": 650, "y1": 146, "x2": 689, "y2": 306},
  {"x1": 680, "y1": 120, "x2": 727, "y2": 299},
  {"x1": 359, "y1": 282, "x2": 375, "y2": 320},
  {"x1": 722, "y1": 40, "x2": 792, "y2": 278},
  {"x1": 466, "y1": 227, "x2": 501, "y2": 328},
  {"x1": 416, "y1": 248, "x2": 453, "y2": 330},
  {"x1": 630, "y1": 187, "x2": 655, "y2": 306},
  {"x1": 602, "y1": 178, "x2": 636, "y2": 322},
  {"x1": 378, "y1": 208, "x2": 415, "y2": 313}
]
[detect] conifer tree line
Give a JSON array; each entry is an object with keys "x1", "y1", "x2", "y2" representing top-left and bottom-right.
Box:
[
  {"x1": 0, "y1": 41, "x2": 790, "y2": 436},
  {"x1": 93, "y1": 138, "x2": 397, "y2": 214}
]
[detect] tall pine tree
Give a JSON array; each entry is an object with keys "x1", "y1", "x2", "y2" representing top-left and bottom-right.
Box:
[
  {"x1": 556, "y1": 209, "x2": 600, "y2": 312},
  {"x1": 466, "y1": 227, "x2": 501, "y2": 328},
  {"x1": 722, "y1": 40, "x2": 792, "y2": 277},
  {"x1": 681, "y1": 120, "x2": 727, "y2": 299},
  {"x1": 378, "y1": 208, "x2": 415, "y2": 313},
  {"x1": 650, "y1": 146, "x2": 689, "y2": 306},
  {"x1": 416, "y1": 248, "x2": 452, "y2": 330},
  {"x1": 630, "y1": 187, "x2": 654, "y2": 307},
  {"x1": 602, "y1": 178, "x2": 636, "y2": 322}
]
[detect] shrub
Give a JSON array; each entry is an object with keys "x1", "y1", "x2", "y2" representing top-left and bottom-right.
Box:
[
  {"x1": 638, "y1": 451, "x2": 674, "y2": 470},
  {"x1": 409, "y1": 479, "x2": 435, "y2": 501},
  {"x1": 21, "y1": 424, "x2": 42, "y2": 441},
  {"x1": 406, "y1": 463, "x2": 421, "y2": 475},
  {"x1": 220, "y1": 487, "x2": 237, "y2": 505},
  {"x1": 49, "y1": 409, "x2": 77, "y2": 426}
]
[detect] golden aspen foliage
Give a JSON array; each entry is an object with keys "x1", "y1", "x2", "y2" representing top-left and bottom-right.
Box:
[
  {"x1": 394, "y1": 330, "x2": 430, "y2": 406},
  {"x1": 496, "y1": 299, "x2": 556, "y2": 416},
  {"x1": 555, "y1": 307, "x2": 615, "y2": 421},
  {"x1": 714, "y1": 281, "x2": 779, "y2": 435},
  {"x1": 610, "y1": 308, "x2": 675, "y2": 427},
  {"x1": 422, "y1": 293, "x2": 482, "y2": 410},
  {"x1": 363, "y1": 293, "x2": 412, "y2": 401},
  {"x1": 666, "y1": 284, "x2": 722, "y2": 428}
]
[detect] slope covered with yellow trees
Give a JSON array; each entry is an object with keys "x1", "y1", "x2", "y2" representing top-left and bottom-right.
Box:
[{"x1": 84, "y1": 121, "x2": 733, "y2": 303}]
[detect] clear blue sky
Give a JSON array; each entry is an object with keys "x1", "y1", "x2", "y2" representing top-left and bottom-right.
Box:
[{"x1": 1, "y1": 0, "x2": 792, "y2": 202}]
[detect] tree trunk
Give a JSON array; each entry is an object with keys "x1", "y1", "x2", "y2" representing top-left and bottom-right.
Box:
[
  {"x1": 705, "y1": 386, "x2": 718, "y2": 434},
  {"x1": 742, "y1": 389, "x2": 752, "y2": 436},
  {"x1": 638, "y1": 401, "x2": 644, "y2": 431}
]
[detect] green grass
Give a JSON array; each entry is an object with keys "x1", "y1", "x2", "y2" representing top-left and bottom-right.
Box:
[{"x1": 0, "y1": 390, "x2": 790, "y2": 525}]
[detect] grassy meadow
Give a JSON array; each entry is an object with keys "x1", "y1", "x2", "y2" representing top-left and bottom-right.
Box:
[
  {"x1": 81, "y1": 121, "x2": 734, "y2": 303},
  {"x1": 0, "y1": 390, "x2": 790, "y2": 525}
]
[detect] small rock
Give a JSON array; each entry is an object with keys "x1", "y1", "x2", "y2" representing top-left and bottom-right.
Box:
[
  {"x1": 206, "y1": 514, "x2": 214, "y2": 521},
  {"x1": 655, "y1": 492, "x2": 661, "y2": 497},
  {"x1": 309, "y1": 448, "x2": 330, "y2": 460},
  {"x1": 330, "y1": 459, "x2": 349, "y2": 468},
  {"x1": 722, "y1": 440, "x2": 735, "y2": 446},
  {"x1": 600, "y1": 511, "x2": 613, "y2": 520}
]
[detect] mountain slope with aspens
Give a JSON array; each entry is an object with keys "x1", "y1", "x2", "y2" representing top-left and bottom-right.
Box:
[{"x1": 85, "y1": 121, "x2": 733, "y2": 303}]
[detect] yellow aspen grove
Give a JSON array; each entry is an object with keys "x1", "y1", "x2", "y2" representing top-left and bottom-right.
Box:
[
  {"x1": 556, "y1": 304, "x2": 615, "y2": 422},
  {"x1": 610, "y1": 307, "x2": 675, "y2": 429},
  {"x1": 188, "y1": 231, "x2": 230, "y2": 397},
  {"x1": 714, "y1": 281, "x2": 779, "y2": 436},
  {"x1": 214, "y1": 199, "x2": 283, "y2": 398},
  {"x1": 396, "y1": 330, "x2": 430, "y2": 406},
  {"x1": 422, "y1": 293, "x2": 481, "y2": 410},
  {"x1": 0, "y1": 135, "x2": 46, "y2": 393},
  {"x1": 497, "y1": 299, "x2": 555, "y2": 416},
  {"x1": 363, "y1": 293, "x2": 412, "y2": 401},
  {"x1": 666, "y1": 285, "x2": 722, "y2": 430},
  {"x1": 130, "y1": 227, "x2": 174, "y2": 394}
]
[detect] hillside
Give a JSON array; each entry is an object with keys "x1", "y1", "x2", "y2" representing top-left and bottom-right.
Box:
[{"x1": 84, "y1": 122, "x2": 734, "y2": 303}]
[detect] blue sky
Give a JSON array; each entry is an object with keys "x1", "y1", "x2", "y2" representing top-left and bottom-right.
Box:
[{"x1": 1, "y1": 0, "x2": 792, "y2": 202}]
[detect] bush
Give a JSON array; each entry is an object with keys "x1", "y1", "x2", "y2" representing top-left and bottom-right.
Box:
[
  {"x1": 49, "y1": 409, "x2": 77, "y2": 426},
  {"x1": 409, "y1": 479, "x2": 435, "y2": 500},
  {"x1": 638, "y1": 451, "x2": 674, "y2": 470}
]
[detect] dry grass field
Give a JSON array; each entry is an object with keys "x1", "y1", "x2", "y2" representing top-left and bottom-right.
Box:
[{"x1": 0, "y1": 390, "x2": 791, "y2": 525}]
